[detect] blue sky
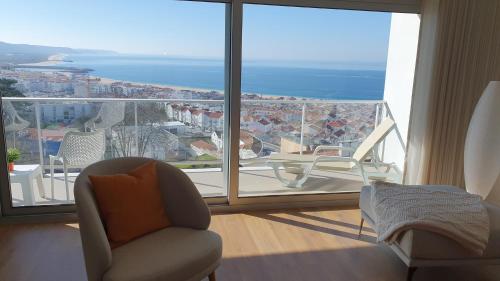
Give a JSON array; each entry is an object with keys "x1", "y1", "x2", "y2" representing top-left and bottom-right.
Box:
[{"x1": 0, "y1": 0, "x2": 391, "y2": 65}]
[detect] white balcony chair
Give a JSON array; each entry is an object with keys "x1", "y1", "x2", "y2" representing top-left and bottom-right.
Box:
[
  {"x1": 84, "y1": 101, "x2": 126, "y2": 131},
  {"x1": 267, "y1": 118, "x2": 401, "y2": 188},
  {"x1": 3, "y1": 100, "x2": 30, "y2": 146},
  {"x1": 50, "y1": 130, "x2": 105, "y2": 201}
]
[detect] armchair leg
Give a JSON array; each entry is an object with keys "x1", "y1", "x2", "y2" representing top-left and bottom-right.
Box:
[
  {"x1": 208, "y1": 271, "x2": 216, "y2": 281},
  {"x1": 406, "y1": 267, "x2": 417, "y2": 281},
  {"x1": 358, "y1": 218, "x2": 364, "y2": 239}
]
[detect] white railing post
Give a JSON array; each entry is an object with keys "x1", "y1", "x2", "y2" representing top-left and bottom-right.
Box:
[
  {"x1": 300, "y1": 103, "x2": 306, "y2": 155},
  {"x1": 134, "y1": 101, "x2": 139, "y2": 156},
  {"x1": 381, "y1": 109, "x2": 387, "y2": 162},
  {"x1": 34, "y1": 102, "x2": 44, "y2": 167},
  {"x1": 373, "y1": 102, "x2": 384, "y2": 162},
  {"x1": 374, "y1": 103, "x2": 380, "y2": 127}
]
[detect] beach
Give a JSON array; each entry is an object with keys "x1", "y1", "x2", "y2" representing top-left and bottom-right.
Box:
[{"x1": 18, "y1": 53, "x2": 67, "y2": 67}]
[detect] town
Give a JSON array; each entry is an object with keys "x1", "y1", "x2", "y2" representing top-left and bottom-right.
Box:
[{"x1": 1, "y1": 68, "x2": 379, "y2": 168}]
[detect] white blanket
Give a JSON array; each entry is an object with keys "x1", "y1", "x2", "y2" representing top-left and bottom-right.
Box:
[{"x1": 371, "y1": 181, "x2": 490, "y2": 256}]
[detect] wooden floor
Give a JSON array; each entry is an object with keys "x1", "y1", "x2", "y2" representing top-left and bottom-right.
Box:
[{"x1": 0, "y1": 207, "x2": 499, "y2": 281}]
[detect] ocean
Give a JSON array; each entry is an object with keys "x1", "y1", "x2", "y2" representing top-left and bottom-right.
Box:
[{"x1": 62, "y1": 54, "x2": 386, "y2": 100}]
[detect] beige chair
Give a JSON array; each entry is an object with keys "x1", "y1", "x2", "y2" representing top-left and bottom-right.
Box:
[
  {"x1": 359, "y1": 185, "x2": 500, "y2": 281},
  {"x1": 74, "y1": 157, "x2": 222, "y2": 281},
  {"x1": 359, "y1": 83, "x2": 500, "y2": 280}
]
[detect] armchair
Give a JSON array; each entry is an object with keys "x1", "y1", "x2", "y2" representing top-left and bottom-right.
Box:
[{"x1": 74, "y1": 157, "x2": 222, "y2": 281}]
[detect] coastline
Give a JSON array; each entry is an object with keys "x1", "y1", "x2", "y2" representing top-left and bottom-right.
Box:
[
  {"x1": 93, "y1": 76, "x2": 316, "y2": 101},
  {"x1": 13, "y1": 53, "x2": 373, "y2": 102},
  {"x1": 18, "y1": 53, "x2": 68, "y2": 67}
]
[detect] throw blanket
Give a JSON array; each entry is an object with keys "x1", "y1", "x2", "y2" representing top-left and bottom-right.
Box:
[{"x1": 371, "y1": 181, "x2": 490, "y2": 256}]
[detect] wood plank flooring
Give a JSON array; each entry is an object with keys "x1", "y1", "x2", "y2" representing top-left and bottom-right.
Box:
[{"x1": 0, "y1": 207, "x2": 499, "y2": 281}]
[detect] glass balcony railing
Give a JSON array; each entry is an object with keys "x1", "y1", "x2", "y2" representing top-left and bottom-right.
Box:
[{"x1": 2, "y1": 97, "x2": 404, "y2": 206}]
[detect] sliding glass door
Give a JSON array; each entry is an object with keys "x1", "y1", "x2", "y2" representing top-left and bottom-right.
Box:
[
  {"x1": 237, "y1": 4, "x2": 406, "y2": 198},
  {"x1": 0, "y1": 0, "x2": 229, "y2": 214}
]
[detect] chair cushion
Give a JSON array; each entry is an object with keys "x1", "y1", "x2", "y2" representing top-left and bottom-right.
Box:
[
  {"x1": 359, "y1": 185, "x2": 500, "y2": 260},
  {"x1": 89, "y1": 161, "x2": 170, "y2": 248},
  {"x1": 103, "y1": 227, "x2": 222, "y2": 281}
]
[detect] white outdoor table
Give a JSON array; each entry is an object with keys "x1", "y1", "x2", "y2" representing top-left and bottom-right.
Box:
[{"x1": 9, "y1": 164, "x2": 45, "y2": 205}]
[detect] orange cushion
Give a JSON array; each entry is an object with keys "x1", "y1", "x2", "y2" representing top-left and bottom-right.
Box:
[{"x1": 89, "y1": 161, "x2": 170, "y2": 248}]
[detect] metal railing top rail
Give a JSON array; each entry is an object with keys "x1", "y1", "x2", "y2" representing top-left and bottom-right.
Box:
[{"x1": 1, "y1": 96, "x2": 385, "y2": 105}]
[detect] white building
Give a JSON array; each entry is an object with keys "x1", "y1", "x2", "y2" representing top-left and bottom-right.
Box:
[
  {"x1": 203, "y1": 111, "x2": 223, "y2": 131},
  {"x1": 166, "y1": 104, "x2": 181, "y2": 120},
  {"x1": 160, "y1": 121, "x2": 187, "y2": 135},
  {"x1": 181, "y1": 107, "x2": 192, "y2": 124},
  {"x1": 211, "y1": 131, "x2": 224, "y2": 151},
  {"x1": 40, "y1": 103, "x2": 94, "y2": 124},
  {"x1": 191, "y1": 110, "x2": 206, "y2": 128},
  {"x1": 74, "y1": 81, "x2": 89, "y2": 98}
]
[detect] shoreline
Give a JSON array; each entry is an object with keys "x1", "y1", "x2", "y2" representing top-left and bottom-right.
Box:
[
  {"x1": 16, "y1": 54, "x2": 285, "y2": 98},
  {"x1": 95, "y1": 76, "x2": 323, "y2": 101},
  {"x1": 14, "y1": 54, "x2": 376, "y2": 102},
  {"x1": 18, "y1": 53, "x2": 68, "y2": 67}
]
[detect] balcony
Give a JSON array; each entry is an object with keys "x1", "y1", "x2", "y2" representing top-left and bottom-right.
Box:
[{"x1": 3, "y1": 97, "x2": 404, "y2": 207}]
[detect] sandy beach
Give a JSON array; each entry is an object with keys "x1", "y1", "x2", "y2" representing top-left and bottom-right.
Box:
[
  {"x1": 94, "y1": 76, "x2": 306, "y2": 100},
  {"x1": 18, "y1": 53, "x2": 67, "y2": 67}
]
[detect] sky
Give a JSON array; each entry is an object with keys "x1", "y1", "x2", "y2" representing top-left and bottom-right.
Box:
[{"x1": 0, "y1": 0, "x2": 391, "y2": 65}]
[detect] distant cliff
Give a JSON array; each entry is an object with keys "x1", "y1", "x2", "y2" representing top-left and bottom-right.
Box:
[{"x1": 0, "y1": 41, "x2": 116, "y2": 64}]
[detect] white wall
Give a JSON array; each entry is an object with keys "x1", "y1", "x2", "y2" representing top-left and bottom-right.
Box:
[{"x1": 382, "y1": 13, "x2": 420, "y2": 172}]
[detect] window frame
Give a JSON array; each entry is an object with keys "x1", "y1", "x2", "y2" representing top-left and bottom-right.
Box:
[{"x1": 0, "y1": 0, "x2": 419, "y2": 218}]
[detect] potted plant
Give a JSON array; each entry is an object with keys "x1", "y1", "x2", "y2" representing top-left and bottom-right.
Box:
[{"x1": 7, "y1": 148, "x2": 20, "y2": 172}]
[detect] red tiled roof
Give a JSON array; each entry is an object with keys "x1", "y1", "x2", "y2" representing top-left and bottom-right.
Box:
[
  {"x1": 191, "y1": 109, "x2": 203, "y2": 115},
  {"x1": 191, "y1": 140, "x2": 217, "y2": 151},
  {"x1": 206, "y1": 112, "x2": 223, "y2": 119}
]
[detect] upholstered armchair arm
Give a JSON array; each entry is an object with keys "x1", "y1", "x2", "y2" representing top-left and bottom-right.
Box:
[
  {"x1": 74, "y1": 176, "x2": 112, "y2": 281},
  {"x1": 156, "y1": 162, "x2": 211, "y2": 230}
]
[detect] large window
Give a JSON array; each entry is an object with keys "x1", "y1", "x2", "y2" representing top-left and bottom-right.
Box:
[
  {"x1": 0, "y1": 0, "x2": 419, "y2": 215},
  {"x1": 0, "y1": 0, "x2": 228, "y2": 210},
  {"x1": 238, "y1": 5, "x2": 408, "y2": 197}
]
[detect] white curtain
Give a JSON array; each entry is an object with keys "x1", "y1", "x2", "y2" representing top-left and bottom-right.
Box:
[{"x1": 405, "y1": 0, "x2": 500, "y2": 187}]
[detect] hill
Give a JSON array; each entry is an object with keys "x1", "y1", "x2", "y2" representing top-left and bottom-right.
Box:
[{"x1": 0, "y1": 41, "x2": 116, "y2": 64}]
